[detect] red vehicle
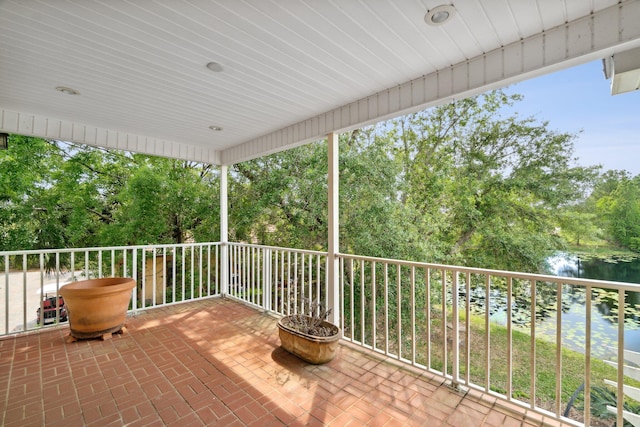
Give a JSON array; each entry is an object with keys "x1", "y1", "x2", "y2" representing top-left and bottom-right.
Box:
[{"x1": 36, "y1": 295, "x2": 68, "y2": 325}]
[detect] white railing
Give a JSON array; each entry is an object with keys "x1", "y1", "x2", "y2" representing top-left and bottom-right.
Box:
[
  {"x1": 2, "y1": 242, "x2": 638, "y2": 426},
  {"x1": 0, "y1": 242, "x2": 327, "y2": 336},
  {"x1": 226, "y1": 243, "x2": 328, "y2": 316},
  {"x1": 605, "y1": 348, "x2": 640, "y2": 426},
  {"x1": 337, "y1": 253, "x2": 640, "y2": 427},
  {"x1": 0, "y1": 242, "x2": 221, "y2": 335}
]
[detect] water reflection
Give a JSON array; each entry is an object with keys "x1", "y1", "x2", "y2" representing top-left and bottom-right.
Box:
[
  {"x1": 540, "y1": 253, "x2": 640, "y2": 356},
  {"x1": 547, "y1": 253, "x2": 583, "y2": 278},
  {"x1": 465, "y1": 254, "x2": 640, "y2": 358},
  {"x1": 550, "y1": 252, "x2": 640, "y2": 284}
]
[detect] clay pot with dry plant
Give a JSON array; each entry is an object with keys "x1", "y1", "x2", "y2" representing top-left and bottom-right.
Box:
[{"x1": 277, "y1": 296, "x2": 340, "y2": 364}]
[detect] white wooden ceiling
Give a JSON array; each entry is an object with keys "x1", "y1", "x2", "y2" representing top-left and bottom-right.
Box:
[{"x1": 1, "y1": 0, "x2": 639, "y2": 165}]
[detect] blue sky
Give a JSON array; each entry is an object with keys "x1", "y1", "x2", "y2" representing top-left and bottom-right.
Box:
[{"x1": 504, "y1": 60, "x2": 639, "y2": 175}]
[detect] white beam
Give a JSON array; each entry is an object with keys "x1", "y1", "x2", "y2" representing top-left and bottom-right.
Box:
[
  {"x1": 609, "y1": 46, "x2": 640, "y2": 94},
  {"x1": 0, "y1": 108, "x2": 221, "y2": 165},
  {"x1": 222, "y1": 0, "x2": 640, "y2": 166},
  {"x1": 327, "y1": 132, "x2": 340, "y2": 327},
  {"x1": 220, "y1": 164, "x2": 229, "y2": 296}
]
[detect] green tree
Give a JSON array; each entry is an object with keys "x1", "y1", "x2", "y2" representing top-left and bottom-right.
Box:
[
  {"x1": 0, "y1": 135, "x2": 66, "y2": 250},
  {"x1": 230, "y1": 142, "x2": 328, "y2": 249},
  {"x1": 227, "y1": 90, "x2": 598, "y2": 272},
  {"x1": 2, "y1": 89, "x2": 601, "y2": 273},
  {"x1": 557, "y1": 209, "x2": 600, "y2": 246},
  {"x1": 398, "y1": 91, "x2": 599, "y2": 271},
  {"x1": 102, "y1": 157, "x2": 220, "y2": 245},
  {"x1": 0, "y1": 136, "x2": 219, "y2": 250},
  {"x1": 229, "y1": 133, "x2": 432, "y2": 261},
  {"x1": 340, "y1": 128, "x2": 439, "y2": 261},
  {"x1": 582, "y1": 170, "x2": 640, "y2": 251},
  {"x1": 606, "y1": 176, "x2": 640, "y2": 251}
]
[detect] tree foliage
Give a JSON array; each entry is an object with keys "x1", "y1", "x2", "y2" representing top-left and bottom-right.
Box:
[
  {"x1": 1, "y1": 89, "x2": 619, "y2": 271},
  {"x1": 228, "y1": 90, "x2": 600, "y2": 272},
  {"x1": 587, "y1": 171, "x2": 640, "y2": 251},
  {"x1": 389, "y1": 91, "x2": 598, "y2": 270},
  {"x1": 0, "y1": 136, "x2": 219, "y2": 250},
  {"x1": 0, "y1": 135, "x2": 63, "y2": 249}
]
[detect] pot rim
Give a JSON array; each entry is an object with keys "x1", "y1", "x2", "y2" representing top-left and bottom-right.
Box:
[
  {"x1": 278, "y1": 315, "x2": 340, "y2": 343},
  {"x1": 59, "y1": 277, "x2": 136, "y2": 297}
]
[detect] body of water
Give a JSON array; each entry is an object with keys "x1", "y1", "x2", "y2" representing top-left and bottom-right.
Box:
[
  {"x1": 540, "y1": 253, "x2": 640, "y2": 356},
  {"x1": 549, "y1": 253, "x2": 640, "y2": 284}
]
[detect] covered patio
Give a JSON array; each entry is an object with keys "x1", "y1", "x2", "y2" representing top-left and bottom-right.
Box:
[
  {"x1": 2, "y1": 1, "x2": 640, "y2": 426},
  {"x1": 1, "y1": 298, "x2": 569, "y2": 427}
]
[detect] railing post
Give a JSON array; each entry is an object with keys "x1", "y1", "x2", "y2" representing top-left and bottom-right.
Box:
[
  {"x1": 22, "y1": 254, "x2": 27, "y2": 331},
  {"x1": 141, "y1": 248, "x2": 146, "y2": 308},
  {"x1": 263, "y1": 248, "x2": 272, "y2": 311},
  {"x1": 617, "y1": 289, "x2": 625, "y2": 427},
  {"x1": 4, "y1": 254, "x2": 9, "y2": 334},
  {"x1": 39, "y1": 253, "x2": 45, "y2": 326},
  {"x1": 451, "y1": 271, "x2": 460, "y2": 388},
  {"x1": 132, "y1": 248, "x2": 138, "y2": 313}
]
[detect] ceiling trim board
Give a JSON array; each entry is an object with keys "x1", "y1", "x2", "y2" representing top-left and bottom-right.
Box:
[
  {"x1": 0, "y1": 108, "x2": 221, "y2": 165},
  {"x1": 221, "y1": 0, "x2": 640, "y2": 165}
]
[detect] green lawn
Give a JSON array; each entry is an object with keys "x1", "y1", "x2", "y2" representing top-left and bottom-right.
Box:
[
  {"x1": 567, "y1": 243, "x2": 639, "y2": 261},
  {"x1": 400, "y1": 312, "x2": 638, "y2": 421}
]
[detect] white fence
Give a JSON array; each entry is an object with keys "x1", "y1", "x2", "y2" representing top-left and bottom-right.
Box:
[
  {"x1": 337, "y1": 253, "x2": 640, "y2": 427},
  {"x1": 226, "y1": 243, "x2": 328, "y2": 317},
  {"x1": 2, "y1": 242, "x2": 639, "y2": 426},
  {"x1": 0, "y1": 243, "x2": 221, "y2": 334}
]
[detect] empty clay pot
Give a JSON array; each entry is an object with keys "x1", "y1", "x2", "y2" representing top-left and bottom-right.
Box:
[{"x1": 59, "y1": 277, "x2": 136, "y2": 339}]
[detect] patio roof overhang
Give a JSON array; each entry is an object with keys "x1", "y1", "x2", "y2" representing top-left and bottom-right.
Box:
[{"x1": 1, "y1": 1, "x2": 640, "y2": 166}]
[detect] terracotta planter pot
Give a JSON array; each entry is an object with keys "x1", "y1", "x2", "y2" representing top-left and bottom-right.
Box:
[
  {"x1": 59, "y1": 277, "x2": 136, "y2": 339},
  {"x1": 277, "y1": 316, "x2": 340, "y2": 364}
]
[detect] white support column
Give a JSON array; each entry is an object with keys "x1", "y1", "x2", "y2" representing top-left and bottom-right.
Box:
[
  {"x1": 220, "y1": 164, "x2": 229, "y2": 297},
  {"x1": 327, "y1": 132, "x2": 340, "y2": 327}
]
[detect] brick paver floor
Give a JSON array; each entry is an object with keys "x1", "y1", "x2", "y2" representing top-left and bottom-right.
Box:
[{"x1": 0, "y1": 298, "x2": 575, "y2": 426}]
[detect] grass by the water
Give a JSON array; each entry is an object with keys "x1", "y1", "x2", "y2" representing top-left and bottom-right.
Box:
[
  {"x1": 567, "y1": 243, "x2": 639, "y2": 262},
  {"x1": 407, "y1": 312, "x2": 639, "y2": 423}
]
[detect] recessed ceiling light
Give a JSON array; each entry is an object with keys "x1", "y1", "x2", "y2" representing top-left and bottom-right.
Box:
[
  {"x1": 425, "y1": 4, "x2": 456, "y2": 26},
  {"x1": 206, "y1": 62, "x2": 224, "y2": 72},
  {"x1": 209, "y1": 125, "x2": 223, "y2": 131},
  {"x1": 55, "y1": 86, "x2": 80, "y2": 95}
]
